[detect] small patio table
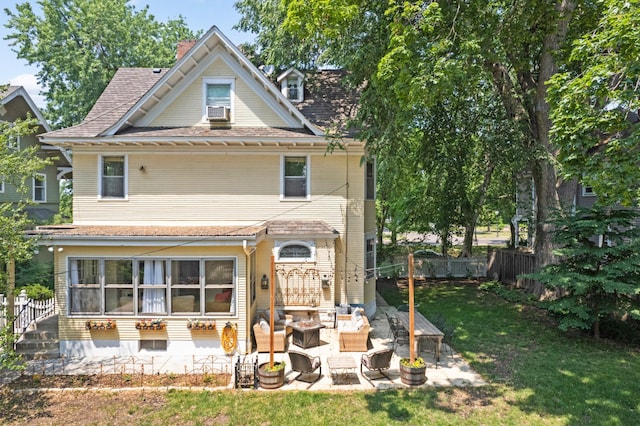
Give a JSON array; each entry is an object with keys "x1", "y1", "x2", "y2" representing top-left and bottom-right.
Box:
[
  {"x1": 395, "y1": 310, "x2": 444, "y2": 367},
  {"x1": 289, "y1": 321, "x2": 326, "y2": 349},
  {"x1": 327, "y1": 355, "x2": 357, "y2": 384}
]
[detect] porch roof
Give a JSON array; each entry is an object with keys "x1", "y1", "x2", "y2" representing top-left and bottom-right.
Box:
[{"x1": 29, "y1": 224, "x2": 268, "y2": 247}]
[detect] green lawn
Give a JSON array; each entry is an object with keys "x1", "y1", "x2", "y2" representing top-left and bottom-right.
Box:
[{"x1": 3, "y1": 280, "x2": 638, "y2": 425}]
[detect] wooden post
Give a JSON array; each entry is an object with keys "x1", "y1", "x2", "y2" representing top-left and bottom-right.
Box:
[
  {"x1": 7, "y1": 258, "x2": 15, "y2": 319},
  {"x1": 269, "y1": 255, "x2": 275, "y2": 368},
  {"x1": 408, "y1": 253, "x2": 415, "y2": 363}
]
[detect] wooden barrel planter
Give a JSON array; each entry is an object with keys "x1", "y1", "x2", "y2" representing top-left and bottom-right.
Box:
[
  {"x1": 258, "y1": 362, "x2": 285, "y2": 389},
  {"x1": 399, "y1": 362, "x2": 427, "y2": 386}
]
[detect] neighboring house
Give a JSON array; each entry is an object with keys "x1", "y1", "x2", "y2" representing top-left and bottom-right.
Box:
[
  {"x1": 34, "y1": 27, "x2": 376, "y2": 358},
  {"x1": 1, "y1": 86, "x2": 72, "y2": 221},
  {"x1": 512, "y1": 172, "x2": 595, "y2": 249}
]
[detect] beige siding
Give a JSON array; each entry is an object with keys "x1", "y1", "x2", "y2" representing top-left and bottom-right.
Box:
[{"x1": 150, "y1": 58, "x2": 289, "y2": 128}]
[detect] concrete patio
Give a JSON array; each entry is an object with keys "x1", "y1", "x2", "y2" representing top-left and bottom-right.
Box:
[{"x1": 4, "y1": 294, "x2": 486, "y2": 391}]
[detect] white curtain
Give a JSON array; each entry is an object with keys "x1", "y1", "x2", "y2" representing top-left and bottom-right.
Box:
[
  {"x1": 229, "y1": 290, "x2": 236, "y2": 315},
  {"x1": 142, "y1": 260, "x2": 166, "y2": 313}
]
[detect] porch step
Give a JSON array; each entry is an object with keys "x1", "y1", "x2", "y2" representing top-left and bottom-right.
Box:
[{"x1": 15, "y1": 314, "x2": 60, "y2": 360}]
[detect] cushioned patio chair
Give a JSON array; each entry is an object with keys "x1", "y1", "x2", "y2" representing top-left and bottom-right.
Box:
[
  {"x1": 360, "y1": 348, "x2": 394, "y2": 385},
  {"x1": 288, "y1": 350, "x2": 322, "y2": 388}
]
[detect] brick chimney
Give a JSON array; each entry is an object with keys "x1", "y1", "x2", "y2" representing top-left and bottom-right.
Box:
[{"x1": 176, "y1": 39, "x2": 197, "y2": 61}]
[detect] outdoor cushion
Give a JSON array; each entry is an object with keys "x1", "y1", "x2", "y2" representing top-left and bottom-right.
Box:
[{"x1": 259, "y1": 318, "x2": 269, "y2": 331}]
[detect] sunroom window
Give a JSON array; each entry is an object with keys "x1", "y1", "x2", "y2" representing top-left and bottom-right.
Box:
[{"x1": 68, "y1": 257, "x2": 237, "y2": 317}]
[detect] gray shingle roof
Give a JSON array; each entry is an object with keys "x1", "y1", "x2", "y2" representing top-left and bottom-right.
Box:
[
  {"x1": 295, "y1": 70, "x2": 360, "y2": 137},
  {"x1": 44, "y1": 68, "x2": 168, "y2": 138},
  {"x1": 42, "y1": 68, "x2": 360, "y2": 140}
]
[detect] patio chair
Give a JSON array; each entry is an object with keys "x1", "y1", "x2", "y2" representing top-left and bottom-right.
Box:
[
  {"x1": 288, "y1": 350, "x2": 322, "y2": 388},
  {"x1": 386, "y1": 312, "x2": 409, "y2": 349},
  {"x1": 360, "y1": 348, "x2": 394, "y2": 385}
]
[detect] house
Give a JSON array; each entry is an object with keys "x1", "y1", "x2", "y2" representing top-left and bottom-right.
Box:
[
  {"x1": 33, "y1": 27, "x2": 376, "y2": 358},
  {"x1": 1, "y1": 86, "x2": 72, "y2": 222}
]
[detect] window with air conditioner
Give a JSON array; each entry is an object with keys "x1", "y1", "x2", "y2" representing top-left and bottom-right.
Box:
[{"x1": 203, "y1": 78, "x2": 234, "y2": 122}]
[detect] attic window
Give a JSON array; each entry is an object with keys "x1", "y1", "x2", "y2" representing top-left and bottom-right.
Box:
[
  {"x1": 286, "y1": 78, "x2": 299, "y2": 100},
  {"x1": 202, "y1": 78, "x2": 234, "y2": 122},
  {"x1": 278, "y1": 69, "x2": 304, "y2": 103}
]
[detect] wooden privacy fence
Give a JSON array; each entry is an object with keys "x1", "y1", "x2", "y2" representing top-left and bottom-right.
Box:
[
  {"x1": 487, "y1": 249, "x2": 548, "y2": 296},
  {"x1": 0, "y1": 290, "x2": 56, "y2": 334}
]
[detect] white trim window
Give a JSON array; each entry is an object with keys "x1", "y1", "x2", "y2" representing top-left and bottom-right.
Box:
[
  {"x1": 7, "y1": 134, "x2": 19, "y2": 151},
  {"x1": 582, "y1": 185, "x2": 595, "y2": 197},
  {"x1": 281, "y1": 155, "x2": 310, "y2": 200},
  {"x1": 99, "y1": 155, "x2": 127, "y2": 199},
  {"x1": 33, "y1": 173, "x2": 46, "y2": 202},
  {"x1": 366, "y1": 159, "x2": 375, "y2": 200},
  {"x1": 365, "y1": 236, "x2": 376, "y2": 279},
  {"x1": 275, "y1": 240, "x2": 316, "y2": 263},
  {"x1": 68, "y1": 257, "x2": 237, "y2": 317},
  {"x1": 203, "y1": 77, "x2": 234, "y2": 121}
]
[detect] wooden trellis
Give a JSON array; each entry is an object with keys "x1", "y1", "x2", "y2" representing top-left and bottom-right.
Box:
[{"x1": 274, "y1": 267, "x2": 323, "y2": 307}]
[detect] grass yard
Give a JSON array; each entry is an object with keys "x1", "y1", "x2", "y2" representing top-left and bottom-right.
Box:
[{"x1": 2, "y1": 279, "x2": 638, "y2": 425}]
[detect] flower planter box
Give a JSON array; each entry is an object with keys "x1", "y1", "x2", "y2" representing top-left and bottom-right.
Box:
[
  {"x1": 187, "y1": 322, "x2": 216, "y2": 331},
  {"x1": 135, "y1": 321, "x2": 166, "y2": 330},
  {"x1": 85, "y1": 320, "x2": 116, "y2": 330}
]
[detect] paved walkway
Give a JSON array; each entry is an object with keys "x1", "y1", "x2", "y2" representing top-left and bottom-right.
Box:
[{"x1": 2, "y1": 294, "x2": 487, "y2": 391}]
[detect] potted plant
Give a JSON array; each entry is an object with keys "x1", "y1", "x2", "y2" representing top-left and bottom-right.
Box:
[
  {"x1": 399, "y1": 356, "x2": 427, "y2": 385},
  {"x1": 258, "y1": 360, "x2": 285, "y2": 389}
]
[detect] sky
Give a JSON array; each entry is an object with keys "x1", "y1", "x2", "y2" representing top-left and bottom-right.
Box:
[{"x1": 0, "y1": 0, "x2": 255, "y2": 108}]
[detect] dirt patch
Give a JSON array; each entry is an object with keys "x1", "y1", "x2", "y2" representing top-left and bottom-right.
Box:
[{"x1": 7, "y1": 372, "x2": 231, "y2": 390}]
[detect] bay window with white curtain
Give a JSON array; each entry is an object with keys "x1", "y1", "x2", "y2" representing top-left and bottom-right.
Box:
[{"x1": 67, "y1": 257, "x2": 237, "y2": 316}]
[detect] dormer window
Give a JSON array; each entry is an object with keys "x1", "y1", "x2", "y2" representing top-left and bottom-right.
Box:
[{"x1": 277, "y1": 68, "x2": 304, "y2": 103}]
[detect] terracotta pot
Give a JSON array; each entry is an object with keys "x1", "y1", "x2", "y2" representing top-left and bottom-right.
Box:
[
  {"x1": 258, "y1": 362, "x2": 285, "y2": 389},
  {"x1": 399, "y1": 362, "x2": 427, "y2": 386}
]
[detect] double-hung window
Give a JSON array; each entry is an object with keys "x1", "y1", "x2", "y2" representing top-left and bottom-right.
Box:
[
  {"x1": 171, "y1": 260, "x2": 200, "y2": 314},
  {"x1": 365, "y1": 236, "x2": 376, "y2": 279},
  {"x1": 205, "y1": 260, "x2": 235, "y2": 314},
  {"x1": 203, "y1": 78, "x2": 234, "y2": 121},
  {"x1": 105, "y1": 260, "x2": 133, "y2": 314},
  {"x1": 33, "y1": 173, "x2": 46, "y2": 202},
  {"x1": 69, "y1": 259, "x2": 101, "y2": 314},
  {"x1": 100, "y1": 155, "x2": 126, "y2": 199},
  {"x1": 282, "y1": 156, "x2": 309, "y2": 199},
  {"x1": 366, "y1": 159, "x2": 375, "y2": 200}
]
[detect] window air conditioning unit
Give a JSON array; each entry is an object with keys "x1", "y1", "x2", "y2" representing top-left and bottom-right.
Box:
[{"x1": 207, "y1": 106, "x2": 229, "y2": 121}]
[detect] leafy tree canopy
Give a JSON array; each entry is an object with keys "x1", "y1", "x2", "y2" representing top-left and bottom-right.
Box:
[
  {"x1": 4, "y1": 0, "x2": 200, "y2": 128},
  {"x1": 549, "y1": 0, "x2": 640, "y2": 206}
]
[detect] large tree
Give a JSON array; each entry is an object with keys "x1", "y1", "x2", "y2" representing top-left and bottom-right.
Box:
[
  {"x1": 548, "y1": 0, "x2": 640, "y2": 207},
  {"x1": 4, "y1": 0, "x2": 200, "y2": 128},
  {"x1": 275, "y1": 0, "x2": 603, "y2": 265}
]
